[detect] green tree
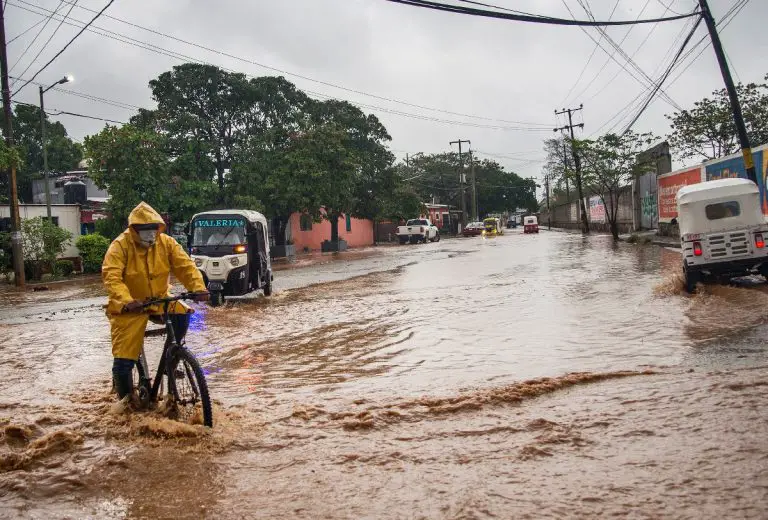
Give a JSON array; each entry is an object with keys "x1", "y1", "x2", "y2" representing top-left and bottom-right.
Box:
[
  {"x1": 577, "y1": 131, "x2": 657, "y2": 239},
  {"x1": 21, "y1": 216, "x2": 72, "y2": 279},
  {"x1": 667, "y1": 77, "x2": 768, "y2": 161},
  {"x1": 83, "y1": 124, "x2": 171, "y2": 226},
  {"x1": 0, "y1": 104, "x2": 81, "y2": 202},
  {"x1": 147, "y1": 64, "x2": 255, "y2": 197}
]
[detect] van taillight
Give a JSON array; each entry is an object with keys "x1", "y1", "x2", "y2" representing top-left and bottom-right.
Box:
[
  {"x1": 755, "y1": 233, "x2": 765, "y2": 249},
  {"x1": 693, "y1": 241, "x2": 703, "y2": 256}
]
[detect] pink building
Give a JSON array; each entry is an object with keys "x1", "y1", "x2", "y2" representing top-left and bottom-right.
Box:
[{"x1": 289, "y1": 212, "x2": 374, "y2": 252}]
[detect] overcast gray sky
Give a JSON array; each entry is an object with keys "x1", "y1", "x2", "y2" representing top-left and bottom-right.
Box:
[{"x1": 5, "y1": 0, "x2": 766, "y2": 196}]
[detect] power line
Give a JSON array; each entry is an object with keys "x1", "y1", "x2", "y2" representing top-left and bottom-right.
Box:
[
  {"x1": 9, "y1": 75, "x2": 141, "y2": 110},
  {"x1": 13, "y1": 0, "x2": 79, "y2": 89},
  {"x1": 18, "y1": 0, "x2": 552, "y2": 128},
  {"x1": 383, "y1": 0, "x2": 700, "y2": 26},
  {"x1": 8, "y1": 0, "x2": 65, "y2": 75},
  {"x1": 11, "y1": 0, "x2": 115, "y2": 97},
  {"x1": 559, "y1": 0, "x2": 621, "y2": 106},
  {"x1": 7, "y1": 17, "x2": 44, "y2": 44},
  {"x1": 591, "y1": 0, "x2": 748, "y2": 137},
  {"x1": 619, "y1": 14, "x2": 703, "y2": 134},
  {"x1": 7, "y1": 1, "x2": 552, "y2": 132},
  {"x1": 11, "y1": 99, "x2": 126, "y2": 124}
]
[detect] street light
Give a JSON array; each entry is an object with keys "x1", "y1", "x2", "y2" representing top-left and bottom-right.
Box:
[{"x1": 40, "y1": 75, "x2": 73, "y2": 220}]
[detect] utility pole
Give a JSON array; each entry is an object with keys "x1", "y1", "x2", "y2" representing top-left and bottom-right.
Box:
[
  {"x1": 0, "y1": 2, "x2": 25, "y2": 287},
  {"x1": 545, "y1": 174, "x2": 551, "y2": 230},
  {"x1": 469, "y1": 149, "x2": 478, "y2": 221},
  {"x1": 561, "y1": 132, "x2": 571, "y2": 199},
  {"x1": 699, "y1": 0, "x2": 756, "y2": 184},
  {"x1": 450, "y1": 139, "x2": 470, "y2": 227},
  {"x1": 555, "y1": 105, "x2": 589, "y2": 234}
]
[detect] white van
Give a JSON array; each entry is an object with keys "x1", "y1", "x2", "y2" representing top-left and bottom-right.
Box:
[{"x1": 677, "y1": 178, "x2": 768, "y2": 293}]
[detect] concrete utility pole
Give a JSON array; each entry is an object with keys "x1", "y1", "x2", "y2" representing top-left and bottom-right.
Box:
[
  {"x1": 555, "y1": 105, "x2": 589, "y2": 234},
  {"x1": 0, "y1": 2, "x2": 25, "y2": 286},
  {"x1": 545, "y1": 174, "x2": 551, "y2": 230},
  {"x1": 561, "y1": 132, "x2": 570, "y2": 199},
  {"x1": 450, "y1": 139, "x2": 470, "y2": 227},
  {"x1": 469, "y1": 149, "x2": 478, "y2": 221},
  {"x1": 699, "y1": 0, "x2": 756, "y2": 184},
  {"x1": 39, "y1": 76, "x2": 72, "y2": 220}
]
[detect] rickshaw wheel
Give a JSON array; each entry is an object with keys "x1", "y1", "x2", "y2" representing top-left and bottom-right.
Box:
[{"x1": 210, "y1": 291, "x2": 224, "y2": 307}]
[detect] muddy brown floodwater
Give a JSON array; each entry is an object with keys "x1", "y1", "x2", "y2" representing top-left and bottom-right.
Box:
[{"x1": 2, "y1": 231, "x2": 768, "y2": 518}]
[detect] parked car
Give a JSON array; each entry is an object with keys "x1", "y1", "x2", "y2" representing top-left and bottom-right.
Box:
[
  {"x1": 397, "y1": 218, "x2": 440, "y2": 244},
  {"x1": 677, "y1": 178, "x2": 768, "y2": 293},
  {"x1": 462, "y1": 221, "x2": 484, "y2": 237},
  {"x1": 523, "y1": 216, "x2": 539, "y2": 234}
]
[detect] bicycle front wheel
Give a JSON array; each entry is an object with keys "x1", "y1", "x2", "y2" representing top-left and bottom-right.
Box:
[{"x1": 167, "y1": 348, "x2": 213, "y2": 427}]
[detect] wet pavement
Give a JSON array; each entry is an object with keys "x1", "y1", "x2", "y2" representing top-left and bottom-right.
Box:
[{"x1": 1, "y1": 230, "x2": 768, "y2": 518}]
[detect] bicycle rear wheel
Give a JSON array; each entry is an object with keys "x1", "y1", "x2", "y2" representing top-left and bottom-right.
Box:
[{"x1": 167, "y1": 348, "x2": 213, "y2": 427}]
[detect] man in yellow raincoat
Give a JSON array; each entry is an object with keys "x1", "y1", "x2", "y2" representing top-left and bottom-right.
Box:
[{"x1": 102, "y1": 202, "x2": 208, "y2": 402}]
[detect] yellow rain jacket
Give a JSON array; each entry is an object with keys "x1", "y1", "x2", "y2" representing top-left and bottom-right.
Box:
[{"x1": 102, "y1": 202, "x2": 205, "y2": 360}]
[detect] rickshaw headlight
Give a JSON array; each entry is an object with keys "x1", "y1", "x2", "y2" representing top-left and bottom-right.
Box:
[
  {"x1": 233, "y1": 244, "x2": 247, "y2": 254},
  {"x1": 194, "y1": 258, "x2": 203, "y2": 267},
  {"x1": 230, "y1": 257, "x2": 240, "y2": 267}
]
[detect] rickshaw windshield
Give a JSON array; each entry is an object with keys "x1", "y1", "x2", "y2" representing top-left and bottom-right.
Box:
[
  {"x1": 484, "y1": 219, "x2": 496, "y2": 230},
  {"x1": 191, "y1": 217, "x2": 247, "y2": 247}
]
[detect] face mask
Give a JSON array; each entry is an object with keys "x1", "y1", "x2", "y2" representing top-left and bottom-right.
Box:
[{"x1": 138, "y1": 229, "x2": 158, "y2": 247}]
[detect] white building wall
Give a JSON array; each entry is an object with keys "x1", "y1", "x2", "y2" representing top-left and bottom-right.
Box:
[{"x1": 0, "y1": 204, "x2": 81, "y2": 258}]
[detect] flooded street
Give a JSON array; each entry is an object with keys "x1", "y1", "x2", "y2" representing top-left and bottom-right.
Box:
[{"x1": 2, "y1": 230, "x2": 768, "y2": 518}]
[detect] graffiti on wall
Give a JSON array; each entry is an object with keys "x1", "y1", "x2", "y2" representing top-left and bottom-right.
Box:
[{"x1": 589, "y1": 196, "x2": 605, "y2": 223}]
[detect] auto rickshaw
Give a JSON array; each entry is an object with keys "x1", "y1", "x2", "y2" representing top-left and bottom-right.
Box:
[
  {"x1": 523, "y1": 216, "x2": 539, "y2": 233},
  {"x1": 482, "y1": 217, "x2": 503, "y2": 237},
  {"x1": 188, "y1": 209, "x2": 273, "y2": 306}
]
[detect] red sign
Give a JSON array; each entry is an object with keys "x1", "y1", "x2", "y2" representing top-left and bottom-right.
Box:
[{"x1": 657, "y1": 167, "x2": 702, "y2": 222}]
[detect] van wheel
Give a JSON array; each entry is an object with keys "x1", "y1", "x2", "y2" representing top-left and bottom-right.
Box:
[
  {"x1": 683, "y1": 264, "x2": 699, "y2": 294},
  {"x1": 210, "y1": 291, "x2": 224, "y2": 307}
]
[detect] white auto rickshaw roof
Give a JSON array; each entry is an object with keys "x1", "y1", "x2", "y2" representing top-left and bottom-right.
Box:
[
  {"x1": 191, "y1": 209, "x2": 269, "y2": 229},
  {"x1": 677, "y1": 178, "x2": 758, "y2": 205}
]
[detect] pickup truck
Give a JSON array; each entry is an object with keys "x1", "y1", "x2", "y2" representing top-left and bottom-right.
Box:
[{"x1": 397, "y1": 219, "x2": 440, "y2": 244}]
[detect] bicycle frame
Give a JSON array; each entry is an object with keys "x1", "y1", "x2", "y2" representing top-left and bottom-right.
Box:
[{"x1": 136, "y1": 299, "x2": 185, "y2": 406}]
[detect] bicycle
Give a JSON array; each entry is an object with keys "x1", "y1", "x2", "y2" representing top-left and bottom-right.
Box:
[{"x1": 133, "y1": 292, "x2": 213, "y2": 427}]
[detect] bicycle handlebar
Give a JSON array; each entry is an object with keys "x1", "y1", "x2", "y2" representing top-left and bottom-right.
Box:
[{"x1": 140, "y1": 292, "x2": 208, "y2": 309}]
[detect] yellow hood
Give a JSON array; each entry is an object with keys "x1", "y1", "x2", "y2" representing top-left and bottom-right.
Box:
[{"x1": 128, "y1": 202, "x2": 166, "y2": 233}]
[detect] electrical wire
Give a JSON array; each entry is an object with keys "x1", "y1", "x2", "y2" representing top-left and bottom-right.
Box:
[
  {"x1": 9, "y1": 75, "x2": 141, "y2": 110},
  {"x1": 11, "y1": 99, "x2": 126, "y2": 124},
  {"x1": 8, "y1": 0, "x2": 65, "y2": 75},
  {"x1": 7, "y1": 17, "x2": 45, "y2": 44},
  {"x1": 619, "y1": 14, "x2": 703, "y2": 134},
  {"x1": 7, "y1": 1, "x2": 553, "y2": 132},
  {"x1": 559, "y1": 0, "x2": 622, "y2": 106},
  {"x1": 11, "y1": 0, "x2": 115, "y2": 97},
  {"x1": 13, "y1": 0, "x2": 79, "y2": 90},
  {"x1": 15, "y1": 0, "x2": 552, "y2": 127},
  {"x1": 383, "y1": 0, "x2": 699, "y2": 26}
]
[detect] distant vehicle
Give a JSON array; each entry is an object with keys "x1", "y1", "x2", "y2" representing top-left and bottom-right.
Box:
[
  {"x1": 397, "y1": 218, "x2": 440, "y2": 244},
  {"x1": 523, "y1": 216, "x2": 539, "y2": 234},
  {"x1": 189, "y1": 209, "x2": 273, "y2": 306},
  {"x1": 482, "y1": 217, "x2": 504, "y2": 238},
  {"x1": 677, "y1": 178, "x2": 768, "y2": 293},
  {"x1": 507, "y1": 219, "x2": 518, "y2": 229},
  {"x1": 462, "y1": 221, "x2": 484, "y2": 237}
]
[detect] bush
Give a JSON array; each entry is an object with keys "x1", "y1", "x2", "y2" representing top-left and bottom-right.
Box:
[
  {"x1": 76, "y1": 233, "x2": 111, "y2": 273},
  {"x1": 95, "y1": 217, "x2": 124, "y2": 240},
  {"x1": 55, "y1": 259, "x2": 75, "y2": 277},
  {"x1": 21, "y1": 217, "x2": 72, "y2": 280},
  {"x1": 0, "y1": 232, "x2": 11, "y2": 280}
]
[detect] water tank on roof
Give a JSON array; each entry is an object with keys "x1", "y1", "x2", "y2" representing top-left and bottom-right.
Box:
[{"x1": 64, "y1": 179, "x2": 87, "y2": 205}]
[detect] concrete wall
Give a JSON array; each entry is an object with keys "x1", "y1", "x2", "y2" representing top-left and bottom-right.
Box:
[
  {"x1": 541, "y1": 188, "x2": 634, "y2": 234},
  {"x1": 289, "y1": 212, "x2": 374, "y2": 252},
  {"x1": 0, "y1": 204, "x2": 82, "y2": 258}
]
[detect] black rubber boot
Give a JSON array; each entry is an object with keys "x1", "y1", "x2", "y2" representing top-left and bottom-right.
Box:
[{"x1": 112, "y1": 358, "x2": 135, "y2": 399}]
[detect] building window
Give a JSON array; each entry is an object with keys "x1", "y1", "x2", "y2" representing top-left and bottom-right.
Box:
[
  {"x1": 45, "y1": 217, "x2": 60, "y2": 227},
  {"x1": 300, "y1": 213, "x2": 312, "y2": 231},
  {"x1": 345, "y1": 214, "x2": 352, "y2": 232}
]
